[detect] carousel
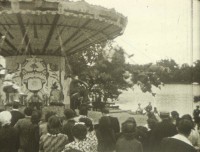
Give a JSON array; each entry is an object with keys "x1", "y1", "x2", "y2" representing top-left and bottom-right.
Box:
[{"x1": 0, "y1": 0, "x2": 127, "y2": 107}]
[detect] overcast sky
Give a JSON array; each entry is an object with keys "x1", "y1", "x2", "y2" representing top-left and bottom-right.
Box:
[
  {"x1": 0, "y1": 0, "x2": 200, "y2": 66},
  {"x1": 86, "y1": 0, "x2": 200, "y2": 65}
]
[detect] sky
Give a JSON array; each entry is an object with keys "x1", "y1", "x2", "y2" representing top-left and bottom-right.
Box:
[
  {"x1": 86, "y1": 0, "x2": 200, "y2": 65},
  {"x1": 0, "y1": 0, "x2": 200, "y2": 66}
]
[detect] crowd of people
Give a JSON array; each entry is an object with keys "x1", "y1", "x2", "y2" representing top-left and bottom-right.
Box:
[{"x1": 0, "y1": 102, "x2": 200, "y2": 152}]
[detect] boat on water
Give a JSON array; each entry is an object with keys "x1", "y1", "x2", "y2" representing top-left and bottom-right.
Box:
[{"x1": 192, "y1": 82, "x2": 199, "y2": 85}]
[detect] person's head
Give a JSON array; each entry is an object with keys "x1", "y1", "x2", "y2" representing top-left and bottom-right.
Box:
[
  {"x1": 72, "y1": 123, "x2": 87, "y2": 141},
  {"x1": 181, "y1": 114, "x2": 194, "y2": 128},
  {"x1": 101, "y1": 108, "x2": 109, "y2": 116},
  {"x1": 123, "y1": 117, "x2": 137, "y2": 127},
  {"x1": 24, "y1": 107, "x2": 33, "y2": 116},
  {"x1": 31, "y1": 110, "x2": 41, "y2": 125},
  {"x1": 177, "y1": 118, "x2": 193, "y2": 137},
  {"x1": 171, "y1": 111, "x2": 179, "y2": 119},
  {"x1": 12, "y1": 102, "x2": 19, "y2": 109},
  {"x1": 196, "y1": 106, "x2": 199, "y2": 109},
  {"x1": 47, "y1": 115, "x2": 62, "y2": 135},
  {"x1": 79, "y1": 117, "x2": 93, "y2": 131},
  {"x1": 64, "y1": 109, "x2": 75, "y2": 120},
  {"x1": 122, "y1": 121, "x2": 137, "y2": 140},
  {"x1": 147, "y1": 118, "x2": 158, "y2": 130},
  {"x1": 45, "y1": 111, "x2": 56, "y2": 122},
  {"x1": 79, "y1": 104, "x2": 88, "y2": 116},
  {"x1": 0, "y1": 111, "x2": 12, "y2": 127}
]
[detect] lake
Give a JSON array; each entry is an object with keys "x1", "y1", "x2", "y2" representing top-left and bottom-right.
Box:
[{"x1": 117, "y1": 84, "x2": 200, "y2": 116}]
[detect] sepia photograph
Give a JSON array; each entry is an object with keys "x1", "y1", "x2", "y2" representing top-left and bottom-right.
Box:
[{"x1": 0, "y1": 0, "x2": 200, "y2": 152}]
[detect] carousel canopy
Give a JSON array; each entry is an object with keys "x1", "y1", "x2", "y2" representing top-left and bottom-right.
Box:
[{"x1": 0, "y1": 0, "x2": 127, "y2": 57}]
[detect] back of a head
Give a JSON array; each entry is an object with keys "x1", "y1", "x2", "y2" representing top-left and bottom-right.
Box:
[
  {"x1": 64, "y1": 109, "x2": 75, "y2": 120},
  {"x1": 31, "y1": 111, "x2": 41, "y2": 125},
  {"x1": 122, "y1": 121, "x2": 136, "y2": 140},
  {"x1": 45, "y1": 111, "x2": 56, "y2": 122},
  {"x1": 12, "y1": 102, "x2": 19, "y2": 109},
  {"x1": 47, "y1": 115, "x2": 62, "y2": 134},
  {"x1": 177, "y1": 118, "x2": 193, "y2": 137},
  {"x1": 147, "y1": 118, "x2": 158, "y2": 129},
  {"x1": 24, "y1": 107, "x2": 33, "y2": 116},
  {"x1": 79, "y1": 117, "x2": 93, "y2": 131},
  {"x1": 181, "y1": 114, "x2": 193, "y2": 122},
  {"x1": 72, "y1": 123, "x2": 87, "y2": 140},
  {"x1": 171, "y1": 111, "x2": 179, "y2": 119}
]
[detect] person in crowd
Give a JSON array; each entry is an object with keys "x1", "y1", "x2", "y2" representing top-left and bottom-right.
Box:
[
  {"x1": 26, "y1": 110, "x2": 41, "y2": 152},
  {"x1": 160, "y1": 118, "x2": 196, "y2": 152},
  {"x1": 79, "y1": 117, "x2": 98, "y2": 152},
  {"x1": 136, "y1": 103, "x2": 143, "y2": 114},
  {"x1": 74, "y1": 104, "x2": 92, "y2": 122},
  {"x1": 149, "y1": 111, "x2": 177, "y2": 152},
  {"x1": 147, "y1": 111, "x2": 158, "y2": 120},
  {"x1": 145, "y1": 118, "x2": 158, "y2": 152},
  {"x1": 182, "y1": 114, "x2": 200, "y2": 150},
  {"x1": 116, "y1": 119, "x2": 143, "y2": 152},
  {"x1": 0, "y1": 111, "x2": 19, "y2": 152},
  {"x1": 63, "y1": 109, "x2": 76, "y2": 125},
  {"x1": 40, "y1": 115, "x2": 68, "y2": 152},
  {"x1": 96, "y1": 116, "x2": 116, "y2": 152},
  {"x1": 14, "y1": 107, "x2": 33, "y2": 152},
  {"x1": 28, "y1": 92, "x2": 43, "y2": 110},
  {"x1": 100, "y1": 108, "x2": 120, "y2": 134},
  {"x1": 62, "y1": 109, "x2": 76, "y2": 142},
  {"x1": 136, "y1": 126, "x2": 148, "y2": 151},
  {"x1": 62, "y1": 123, "x2": 95, "y2": 152},
  {"x1": 171, "y1": 111, "x2": 180, "y2": 125},
  {"x1": 10, "y1": 101, "x2": 25, "y2": 126},
  {"x1": 193, "y1": 106, "x2": 200, "y2": 127},
  {"x1": 145, "y1": 102, "x2": 152, "y2": 114},
  {"x1": 39, "y1": 111, "x2": 56, "y2": 136}
]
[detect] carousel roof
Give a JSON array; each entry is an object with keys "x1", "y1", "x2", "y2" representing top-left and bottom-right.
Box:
[{"x1": 0, "y1": 0, "x2": 127, "y2": 57}]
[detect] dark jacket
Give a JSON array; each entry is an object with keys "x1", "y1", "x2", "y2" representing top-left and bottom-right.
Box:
[
  {"x1": 14, "y1": 117, "x2": 39, "y2": 152},
  {"x1": 10, "y1": 110, "x2": 25, "y2": 126},
  {"x1": 116, "y1": 136, "x2": 143, "y2": 152},
  {"x1": 96, "y1": 128, "x2": 116, "y2": 152},
  {"x1": 109, "y1": 116, "x2": 120, "y2": 134},
  {"x1": 160, "y1": 137, "x2": 196, "y2": 152},
  {"x1": 95, "y1": 116, "x2": 120, "y2": 134},
  {"x1": 0, "y1": 126, "x2": 19, "y2": 152},
  {"x1": 149, "y1": 119, "x2": 177, "y2": 152}
]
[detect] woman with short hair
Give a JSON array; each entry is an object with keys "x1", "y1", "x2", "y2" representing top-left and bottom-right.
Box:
[
  {"x1": 62, "y1": 123, "x2": 95, "y2": 152},
  {"x1": 40, "y1": 115, "x2": 68, "y2": 152}
]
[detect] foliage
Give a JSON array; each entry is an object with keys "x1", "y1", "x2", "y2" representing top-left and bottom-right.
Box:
[{"x1": 68, "y1": 43, "x2": 162, "y2": 101}]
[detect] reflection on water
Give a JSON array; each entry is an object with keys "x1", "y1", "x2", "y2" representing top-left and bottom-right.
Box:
[{"x1": 117, "y1": 84, "x2": 200, "y2": 116}]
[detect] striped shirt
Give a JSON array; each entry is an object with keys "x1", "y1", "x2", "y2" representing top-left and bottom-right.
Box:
[{"x1": 40, "y1": 133, "x2": 68, "y2": 152}]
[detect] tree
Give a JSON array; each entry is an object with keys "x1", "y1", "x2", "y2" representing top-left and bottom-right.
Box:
[{"x1": 68, "y1": 43, "x2": 162, "y2": 102}]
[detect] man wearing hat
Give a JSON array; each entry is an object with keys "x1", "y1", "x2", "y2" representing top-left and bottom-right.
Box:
[{"x1": 149, "y1": 111, "x2": 177, "y2": 152}]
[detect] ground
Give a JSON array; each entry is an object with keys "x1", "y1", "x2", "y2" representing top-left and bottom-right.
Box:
[{"x1": 1, "y1": 105, "x2": 148, "y2": 126}]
